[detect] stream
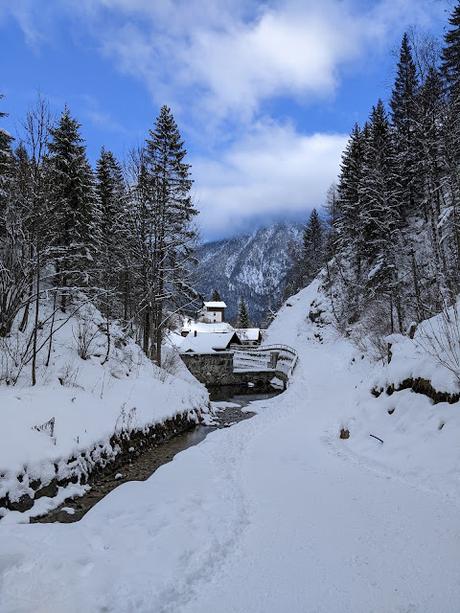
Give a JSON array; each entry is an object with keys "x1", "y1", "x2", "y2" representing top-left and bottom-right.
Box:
[{"x1": 32, "y1": 387, "x2": 280, "y2": 524}]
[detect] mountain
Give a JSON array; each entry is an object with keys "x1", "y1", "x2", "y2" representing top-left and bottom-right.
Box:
[{"x1": 196, "y1": 222, "x2": 302, "y2": 325}]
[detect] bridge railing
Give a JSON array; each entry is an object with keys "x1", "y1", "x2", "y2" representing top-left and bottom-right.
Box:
[{"x1": 231, "y1": 343, "x2": 299, "y2": 383}]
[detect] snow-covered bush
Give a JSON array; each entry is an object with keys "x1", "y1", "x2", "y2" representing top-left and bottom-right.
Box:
[{"x1": 415, "y1": 302, "x2": 460, "y2": 384}]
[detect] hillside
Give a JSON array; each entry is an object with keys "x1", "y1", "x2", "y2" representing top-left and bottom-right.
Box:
[
  {"x1": 0, "y1": 297, "x2": 209, "y2": 520},
  {"x1": 196, "y1": 222, "x2": 302, "y2": 325}
]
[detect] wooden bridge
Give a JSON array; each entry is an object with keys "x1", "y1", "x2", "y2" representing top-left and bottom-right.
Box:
[{"x1": 232, "y1": 344, "x2": 298, "y2": 387}]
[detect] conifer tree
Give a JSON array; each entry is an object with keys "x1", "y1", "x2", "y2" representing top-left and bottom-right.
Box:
[
  {"x1": 442, "y1": 1, "x2": 460, "y2": 99},
  {"x1": 323, "y1": 184, "x2": 339, "y2": 260},
  {"x1": 360, "y1": 100, "x2": 403, "y2": 331},
  {"x1": 95, "y1": 147, "x2": 129, "y2": 360},
  {"x1": 0, "y1": 94, "x2": 13, "y2": 222},
  {"x1": 390, "y1": 33, "x2": 422, "y2": 220},
  {"x1": 47, "y1": 107, "x2": 97, "y2": 311},
  {"x1": 143, "y1": 105, "x2": 198, "y2": 365},
  {"x1": 95, "y1": 148, "x2": 128, "y2": 309},
  {"x1": 335, "y1": 121, "x2": 367, "y2": 314},
  {"x1": 238, "y1": 297, "x2": 250, "y2": 328},
  {"x1": 417, "y1": 67, "x2": 450, "y2": 308},
  {"x1": 441, "y1": 2, "x2": 460, "y2": 287},
  {"x1": 302, "y1": 208, "x2": 324, "y2": 282},
  {"x1": 211, "y1": 289, "x2": 222, "y2": 302}
]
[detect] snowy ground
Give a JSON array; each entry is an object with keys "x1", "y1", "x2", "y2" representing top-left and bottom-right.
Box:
[
  {"x1": 0, "y1": 301, "x2": 209, "y2": 515},
  {"x1": 1, "y1": 282, "x2": 460, "y2": 612}
]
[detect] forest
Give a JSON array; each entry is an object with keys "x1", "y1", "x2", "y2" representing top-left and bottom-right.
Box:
[
  {"x1": 0, "y1": 100, "x2": 198, "y2": 384},
  {"x1": 290, "y1": 6, "x2": 460, "y2": 359}
]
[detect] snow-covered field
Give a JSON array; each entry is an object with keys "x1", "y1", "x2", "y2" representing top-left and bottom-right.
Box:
[{"x1": 1, "y1": 282, "x2": 460, "y2": 612}]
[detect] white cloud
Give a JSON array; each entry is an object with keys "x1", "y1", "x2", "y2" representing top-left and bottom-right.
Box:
[
  {"x1": 74, "y1": 0, "x2": 444, "y2": 122},
  {"x1": 192, "y1": 121, "x2": 347, "y2": 238},
  {"x1": 2, "y1": 0, "x2": 446, "y2": 239}
]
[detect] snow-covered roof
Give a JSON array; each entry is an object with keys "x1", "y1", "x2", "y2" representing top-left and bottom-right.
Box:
[
  {"x1": 236, "y1": 328, "x2": 261, "y2": 341},
  {"x1": 180, "y1": 332, "x2": 239, "y2": 353},
  {"x1": 165, "y1": 331, "x2": 185, "y2": 349},
  {"x1": 203, "y1": 301, "x2": 227, "y2": 309},
  {"x1": 182, "y1": 321, "x2": 234, "y2": 334}
]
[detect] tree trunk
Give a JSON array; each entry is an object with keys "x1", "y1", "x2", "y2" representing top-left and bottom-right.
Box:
[{"x1": 31, "y1": 251, "x2": 41, "y2": 385}]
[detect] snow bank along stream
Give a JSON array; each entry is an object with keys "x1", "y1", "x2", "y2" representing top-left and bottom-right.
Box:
[{"x1": 31, "y1": 390, "x2": 279, "y2": 524}]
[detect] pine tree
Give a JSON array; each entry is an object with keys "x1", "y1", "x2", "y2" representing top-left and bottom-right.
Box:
[
  {"x1": 417, "y1": 67, "x2": 450, "y2": 309},
  {"x1": 390, "y1": 33, "x2": 422, "y2": 220},
  {"x1": 360, "y1": 101, "x2": 403, "y2": 331},
  {"x1": 143, "y1": 105, "x2": 199, "y2": 365},
  {"x1": 442, "y1": 1, "x2": 460, "y2": 99},
  {"x1": 323, "y1": 183, "x2": 339, "y2": 260},
  {"x1": 302, "y1": 208, "x2": 324, "y2": 282},
  {"x1": 238, "y1": 297, "x2": 250, "y2": 328},
  {"x1": 95, "y1": 147, "x2": 129, "y2": 360},
  {"x1": 335, "y1": 121, "x2": 367, "y2": 313},
  {"x1": 47, "y1": 107, "x2": 97, "y2": 311},
  {"x1": 0, "y1": 94, "x2": 13, "y2": 220},
  {"x1": 95, "y1": 148, "x2": 128, "y2": 309},
  {"x1": 211, "y1": 289, "x2": 222, "y2": 302},
  {"x1": 0, "y1": 95, "x2": 18, "y2": 337}
]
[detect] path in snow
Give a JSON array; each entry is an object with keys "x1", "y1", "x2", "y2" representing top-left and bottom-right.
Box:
[{"x1": 1, "y1": 283, "x2": 459, "y2": 612}]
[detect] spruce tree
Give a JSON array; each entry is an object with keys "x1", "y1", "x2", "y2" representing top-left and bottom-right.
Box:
[
  {"x1": 144, "y1": 105, "x2": 198, "y2": 365},
  {"x1": 47, "y1": 107, "x2": 97, "y2": 311},
  {"x1": 95, "y1": 147, "x2": 128, "y2": 311},
  {"x1": 238, "y1": 297, "x2": 250, "y2": 328},
  {"x1": 211, "y1": 289, "x2": 222, "y2": 302},
  {"x1": 417, "y1": 67, "x2": 450, "y2": 307},
  {"x1": 442, "y1": 1, "x2": 460, "y2": 99},
  {"x1": 302, "y1": 208, "x2": 324, "y2": 282},
  {"x1": 441, "y1": 2, "x2": 460, "y2": 288},
  {"x1": 0, "y1": 95, "x2": 17, "y2": 337},
  {"x1": 336, "y1": 122, "x2": 366, "y2": 301},
  {"x1": 0, "y1": 95, "x2": 13, "y2": 219},
  {"x1": 360, "y1": 100, "x2": 403, "y2": 331},
  {"x1": 95, "y1": 147, "x2": 129, "y2": 359},
  {"x1": 390, "y1": 33, "x2": 422, "y2": 220}
]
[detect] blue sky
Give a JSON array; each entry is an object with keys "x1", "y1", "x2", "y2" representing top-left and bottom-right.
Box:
[{"x1": 0, "y1": 0, "x2": 451, "y2": 240}]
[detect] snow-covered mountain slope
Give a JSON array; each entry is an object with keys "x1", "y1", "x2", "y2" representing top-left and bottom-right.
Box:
[
  {"x1": 2, "y1": 280, "x2": 460, "y2": 612},
  {"x1": 196, "y1": 222, "x2": 302, "y2": 324}
]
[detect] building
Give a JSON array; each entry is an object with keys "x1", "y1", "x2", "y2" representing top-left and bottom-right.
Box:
[
  {"x1": 180, "y1": 331, "x2": 241, "y2": 354},
  {"x1": 198, "y1": 301, "x2": 227, "y2": 323},
  {"x1": 181, "y1": 320, "x2": 234, "y2": 337},
  {"x1": 236, "y1": 328, "x2": 263, "y2": 346}
]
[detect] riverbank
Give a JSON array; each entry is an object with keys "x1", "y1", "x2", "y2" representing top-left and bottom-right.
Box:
[
  {"x1": 0, "y1": 302, "x2": 209, "y2": 520},
  {"x1": 31, "y1": 394, "x2": 275, "y2": 524}
]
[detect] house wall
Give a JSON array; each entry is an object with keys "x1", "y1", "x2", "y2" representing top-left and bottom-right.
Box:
[{"x1": 205, "y1": 308, "x2": 224, "y2": 323}]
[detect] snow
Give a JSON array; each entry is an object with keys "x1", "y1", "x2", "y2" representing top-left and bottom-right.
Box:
[
  {"x1": 181, "y1": 321, "x2": 234, "y2": 334},
  {"x1": 180, "y1": 331, "x2": 239, "y2": 353},
  {"x1": 0, "y1": 300, "x2": 209, "y2": 508},
  {"x1": 0, "y1": 484, "x2": 89, "y2": 524},
  {"x1": 1, "y1": 281, "x2": 460, "y2": 612},
  {"x1": 370, "y1": 302, "x2": 460, "y2": 396},
  {"x1": 235, "y1": 327, "x2": 261, "y2": 342},
  {"x1": 203, "y1": 301, "x2": 227, "y2": 309}
]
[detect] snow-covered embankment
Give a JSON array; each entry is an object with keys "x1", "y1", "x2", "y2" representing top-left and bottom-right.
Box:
[{"x1": 0, "y1": 304, "x2": 209, "y2": 520}]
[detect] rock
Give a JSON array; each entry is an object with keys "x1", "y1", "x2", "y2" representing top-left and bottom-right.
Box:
[
  {"x1": 34, "y1": 479, "x2": 59, "y2": 500},
  {"x1": 8, "y1": 493, "x2": 34, "y2": 512},
  {"x1": 340, "y1": 428, "x2": 350, "y2": 440}
]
